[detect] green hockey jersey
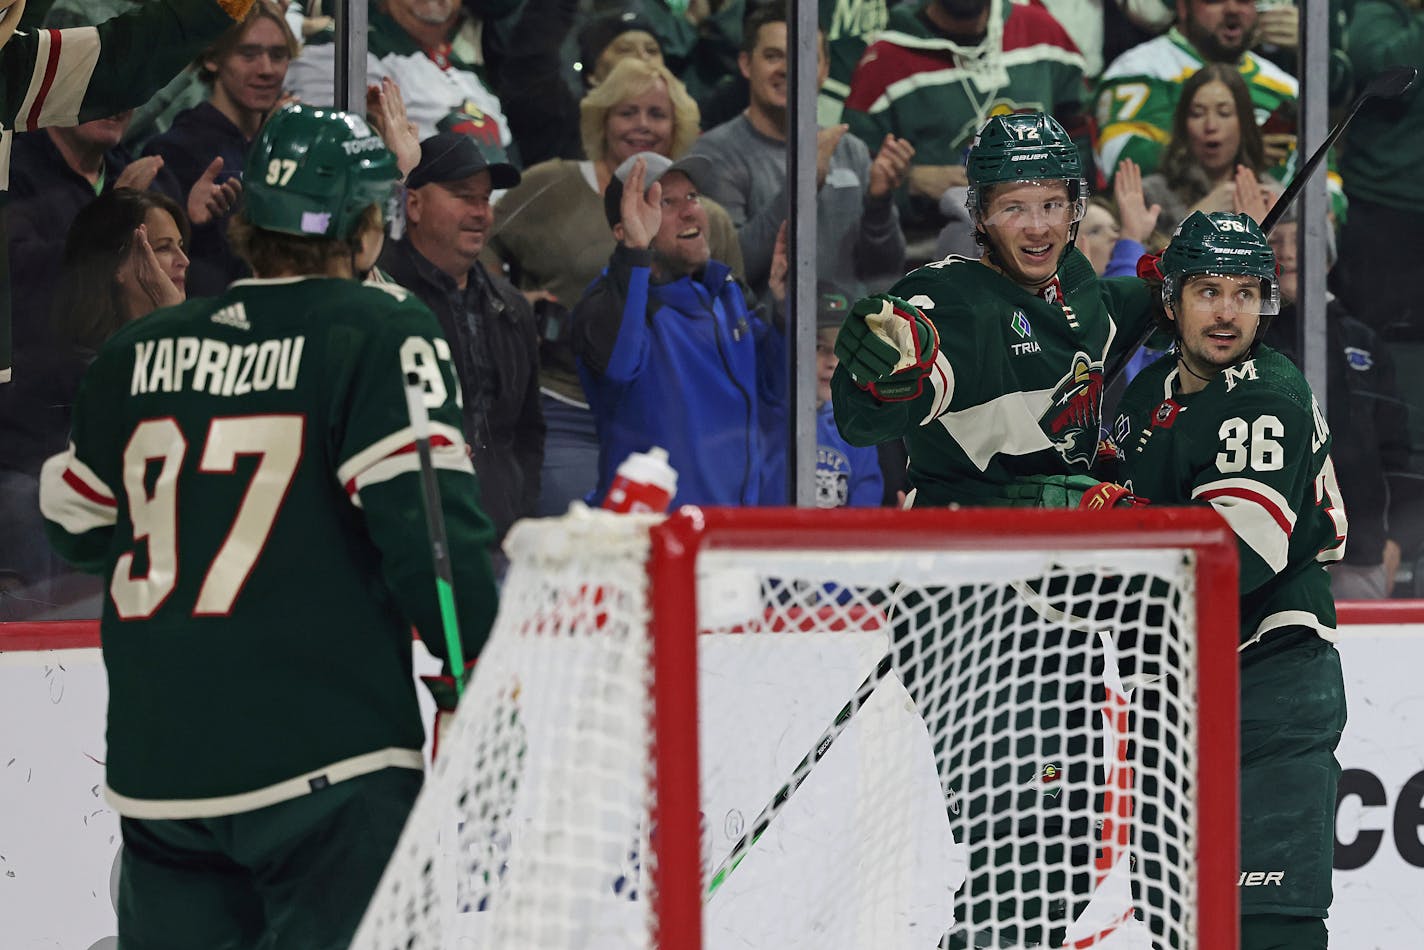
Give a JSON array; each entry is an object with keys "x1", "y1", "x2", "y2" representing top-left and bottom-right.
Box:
[
  {"x1": 0, "y1": 0, "x2": 249, "y2": 385},
  {"x1": 1114, "y1": 347, "x2": 1346, "y2": 647},
  {"x1": 831, "y1": 248, "x2": 1155, "y2": 506},
  {"x1": 39, "y1": 277, "x2": 499, "y2": 819}
]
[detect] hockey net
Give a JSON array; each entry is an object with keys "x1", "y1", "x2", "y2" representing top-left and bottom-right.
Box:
[{"x1": 354, "y1": 506, "x2": 1239, "y2": 950}]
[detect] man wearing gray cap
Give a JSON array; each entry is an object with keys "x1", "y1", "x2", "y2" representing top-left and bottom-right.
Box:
[
  {"x1": 379, "y1": 131, "x2": 545, "y2": 545},
  {"x1": 573, "y1": 151, "x2": 787, "y2": 508}
]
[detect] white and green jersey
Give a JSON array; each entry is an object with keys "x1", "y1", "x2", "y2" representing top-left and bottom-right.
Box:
[
  {"x1": 39, "y1": 277, "x2": 498, "y2": 819},
  {"x1": 1094, "y1": 29, "x2": 1297, "y2": 177},
  {"x1": 831, "y1": 248, "x2": 1155, "y2": 506},
  {"x1": 1114, "y1": 347, "x2": 1346, "y2": 647}
]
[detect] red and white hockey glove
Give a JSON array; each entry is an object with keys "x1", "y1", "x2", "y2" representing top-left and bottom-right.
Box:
[
  {"x1": 1079, "y1": 481, "x2": 1150, "y2": 511},
  {"x1": 834, "y1": 294, "x2": 939, "y2": 402}
]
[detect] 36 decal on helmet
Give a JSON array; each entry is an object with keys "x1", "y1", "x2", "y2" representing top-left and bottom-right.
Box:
[
  {"x1": 243, "y1": 103, "x2": 399, "y2": 241},
  {"x1": 1159, "y1": 211, "x2": 1281, "y2": 318},
  {"x1": 964, "y1": 113, "x2": 1088, "y2": 222}
]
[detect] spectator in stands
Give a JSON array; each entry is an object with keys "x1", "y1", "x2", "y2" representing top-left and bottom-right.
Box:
[
  {"x1": 573, "y1": 153, "x2": 785, "y2": 508},
  {"x1": 379, "y1": 132, "x2": 544, "y2": 544},
  {"x1": 287, "y1": 0, "x2": 514, "y2": 146},
  {"x1": 0, "y1": 0, "x2": 260, "y2": 389},
  {"x1": 0, "y1": 189, "x2": 189, "y2": 613},
  {"x1": 634, "y1": 0, "x2": 746, "y2": 128},
  {"x1": 690, "y1": 3, "x2": 911, "y2": 296},
  {"x1": 144, "y1": 0, "x2": 295, "y2": 295},
  {"x1": 1096, "y1": 0, "x2": 1299, "y2": 180},
  {"x1": 497, "y1": 6, "x2": 666, "y2": 168},
  {"x1": 842, "y1": 0, "x2": 1088, "y2": 242},
  {"x1": 808, "y1": 286, "x2": 885, "y2": 508},
  {"x1": 1337, "y1": 0, "x2": 1424, "y2": 341},
  {"x1": 819, "y1": 0, "x2": 890, "y2": 123},
  {"x1": 6, "y1": 111, "x2": 186, "y2": 361},
  {"x1": 1082, "y1": 160, "x2": 1161, "y2": 278},
  {"x1": 1139, "y1": 63, "x2": 1266, "y2": 234},
  {"x1": 483, "y1": 57, "x2": 745, "y2": 517},
  {"x1": 1264, "y1": 203, "x2": 1414, "y2": 601}
]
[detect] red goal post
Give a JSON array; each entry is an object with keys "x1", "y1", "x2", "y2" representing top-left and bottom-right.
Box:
[{"x1": 354, "y1": 504, "x2": 1240, "y2": 950}]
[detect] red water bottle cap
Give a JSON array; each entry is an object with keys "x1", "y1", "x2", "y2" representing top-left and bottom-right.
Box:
[{"x1": 603, "y1": 446, "x2": 678, "y2": 513}]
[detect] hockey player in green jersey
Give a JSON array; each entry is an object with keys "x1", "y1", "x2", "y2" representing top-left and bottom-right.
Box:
[
  {"x1": 38, "y1": 104, "x2": 500, "y2": 950},
  {"x1": 831, "y1": 111, "x2": 1157, "y2": 508},
  {"x1": 1110, "y1": 211, "x2": 1347, "y2": 950}
]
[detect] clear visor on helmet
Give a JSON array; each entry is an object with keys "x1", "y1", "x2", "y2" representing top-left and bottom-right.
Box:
[
  {"x1": 970, "y1": 179, "x2": 1088, "y2": 230},
  {"x1": 1168, "y1": 272, "x2": 1281, "y2": 317}
]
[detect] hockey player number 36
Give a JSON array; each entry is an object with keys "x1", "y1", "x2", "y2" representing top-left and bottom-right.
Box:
[
  {"x1": 1215, "y1": 415, "x2": 1284, "y2": 473},
  {"x1": 112, "y1": 415, "x2": 305, "y2": 620}
]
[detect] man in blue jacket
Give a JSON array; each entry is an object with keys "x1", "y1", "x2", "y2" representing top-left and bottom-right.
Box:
[{"x1": 572, "y1": 151, "x2": 786, "y2": 507}]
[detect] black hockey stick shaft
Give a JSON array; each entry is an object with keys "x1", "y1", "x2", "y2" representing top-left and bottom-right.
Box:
[
  {"x1": 1260, "y1": 65, "x2": 1417, "y2": 234},
  {"x1": 1103, "y1": 65, "x2": 1419, "y2": 389},
  {"x1": 404, "y1": 371, "x2": 467, "y2": 696},
  {"x1": 704, "y1": 653, "x2": 895, "y2": 899}
]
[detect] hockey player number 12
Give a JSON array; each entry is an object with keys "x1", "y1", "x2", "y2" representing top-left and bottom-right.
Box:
[{"x1": 112, "y1": 415, "x2": 305, "y2": 620}]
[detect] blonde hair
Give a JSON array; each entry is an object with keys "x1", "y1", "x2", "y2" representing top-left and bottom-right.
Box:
[{"x1": 579, "y1": 58, "x2": 700, "y2": 163}]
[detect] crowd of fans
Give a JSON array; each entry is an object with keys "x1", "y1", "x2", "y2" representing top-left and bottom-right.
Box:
[{"x1": 1, "y1": 0, "x2": 1422, "y2": 618}]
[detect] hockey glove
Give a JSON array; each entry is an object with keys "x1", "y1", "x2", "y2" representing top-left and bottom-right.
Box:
[
  {"x1": 421, "y1": 660, "x2": 478, "y2": 761},
  {"x1": 1079, "y1": 481, "x2": 1149, "y2": 511},
  {"x1": 835, "y1": 294, "x2": 939, "y2": 402}
]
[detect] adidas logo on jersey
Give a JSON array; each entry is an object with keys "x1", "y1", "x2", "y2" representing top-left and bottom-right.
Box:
[{"x1": 211, "y1": 303, "x2": 251, "y2": 331}]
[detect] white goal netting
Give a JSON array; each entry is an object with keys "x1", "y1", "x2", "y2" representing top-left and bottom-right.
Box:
[{"x1": 354, "y1": 507, "x2": 1235, "y2": 950}]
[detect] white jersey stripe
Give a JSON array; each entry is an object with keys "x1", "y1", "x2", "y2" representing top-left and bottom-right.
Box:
[
  {"x1": 38, "y1": 449, "x2": 118, "y2": 535},
  {"x1": 14, "y1": 28, "x2": 53, "y2": 130},
  {"x1": 347, "y1": 444, "x2": 475, "y2": 509},
  {"x1": 920, "y1": 351, "x2": 955, "y2": 425},
  {"x1": 337, "y1": 421, "x2": 467, "y2": 486},
  {"x1": 1193, "y1": 478, "x2": 1295, "y2": 574},
  {"x1": 937, "y1": 385, "x2": 1058, "y2": 473},
  {"x1": 32, "y1": 27, "x2": 101, "y2": 128}
]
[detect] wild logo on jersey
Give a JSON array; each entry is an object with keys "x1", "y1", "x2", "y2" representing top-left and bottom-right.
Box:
[{"x1": 1043, "y1": 352, "x2": 1103, "y2": 466}]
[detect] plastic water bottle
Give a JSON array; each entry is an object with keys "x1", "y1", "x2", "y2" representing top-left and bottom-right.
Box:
[{"x1": 602, "y1": 447, "x2": 678, "y2": 514}]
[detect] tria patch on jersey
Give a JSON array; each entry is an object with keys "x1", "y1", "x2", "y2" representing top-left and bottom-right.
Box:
[{"x1": 1010, "y1": 309, "x2": 1032, "y2": 338}]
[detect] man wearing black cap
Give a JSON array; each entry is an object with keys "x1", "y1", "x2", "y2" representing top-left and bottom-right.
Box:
[{"x1": 379, "y1": 131, "x2": 545, "y2": 546}]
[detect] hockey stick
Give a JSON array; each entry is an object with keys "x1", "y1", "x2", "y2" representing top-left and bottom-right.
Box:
[
  {"x1": 704, "y1": 652, "x2": 896, "y2": 898},
  {"x1": 1102, "y1": 65, "x2": 1419, "y2": 388},
  {"x1": 404, "y1": 371, "x2": 467, "y2": 697}
]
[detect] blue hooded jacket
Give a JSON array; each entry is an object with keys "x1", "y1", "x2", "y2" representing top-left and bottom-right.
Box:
[{"x1": 572, "y1": 245, "x2": 786, "y2": 507}]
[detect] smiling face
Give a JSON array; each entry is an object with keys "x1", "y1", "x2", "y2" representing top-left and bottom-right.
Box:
[
  {"x1": 649, "y1": 171, "x2": 710, "y2": 278},
  {"x1": 1170, "y1": 272, "x2": 1263, "y2": 379},
  {"x1": 979, "y1": 180, "x2": 1075, "y2": 289},
  {"x1": 208, "y1": 15, "x2": 290, "y2": 119},
  {"x1": 116, "y1": 207, "x2": 189, "y2": 320},
  {"x1": 1180, "y1": 0, "x2": 1256, "y2": 62},
  {"x1": 406, "y1": 169, "x2": 494, "y2": 276},
  {"x1": 1185, "y1": 80, "x2": 1240, "y2": 177},
  {"x1": 604, "y1": 81, "x2": 675, "y2": 165}
]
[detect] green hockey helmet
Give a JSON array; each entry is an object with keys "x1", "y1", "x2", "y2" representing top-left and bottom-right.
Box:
[
  {"x1": 965, "y1": 112, "x2": 1087, "y2": 219},
  {"x1": 1160, "y1": 211, "x2": 1280, "y2": 318},
  {"x1": 243, "y1": 103, "x2": 399, "y2": 240}
]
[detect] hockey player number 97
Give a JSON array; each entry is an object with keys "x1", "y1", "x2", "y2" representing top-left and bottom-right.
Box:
[{"x1": 112, "y1": 415, "x2": 304, "y2": 620}]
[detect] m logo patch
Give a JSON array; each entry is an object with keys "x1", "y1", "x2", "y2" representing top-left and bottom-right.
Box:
[{"x1": 1223, "y1": 360, "x2": 1259, "y2": 392}]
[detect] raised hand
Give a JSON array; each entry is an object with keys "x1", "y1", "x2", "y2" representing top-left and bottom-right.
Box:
[
  {"x1": 187, "y1": 156, "x2": 243, "y2": 227},
  {"x1": 1232, "y1": 164, "x2": 1271, "y2": 224},
  {"x1": 115, "y1": 155, "x2": 165, "y2": 192},
  {"x1": 366, "y1": 76, "x2": 420, "y2": 181},
  {"x1": 618, "y1": 157, "x2": 662, "y2": 250},
  {"x1": 1113, "y1": 158, "x2": 1161, "y2": 243},
  {"x1": 128, "y1": 223, "x2": 183, "y2": 314},
  {"x1": 867, "y1": 134, "x2": 915, "y2": 200}
]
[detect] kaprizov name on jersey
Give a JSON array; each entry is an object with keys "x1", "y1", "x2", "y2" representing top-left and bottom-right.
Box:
[{"x1": 130, "y1": 334, "x2": 305, "y2": 396}]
